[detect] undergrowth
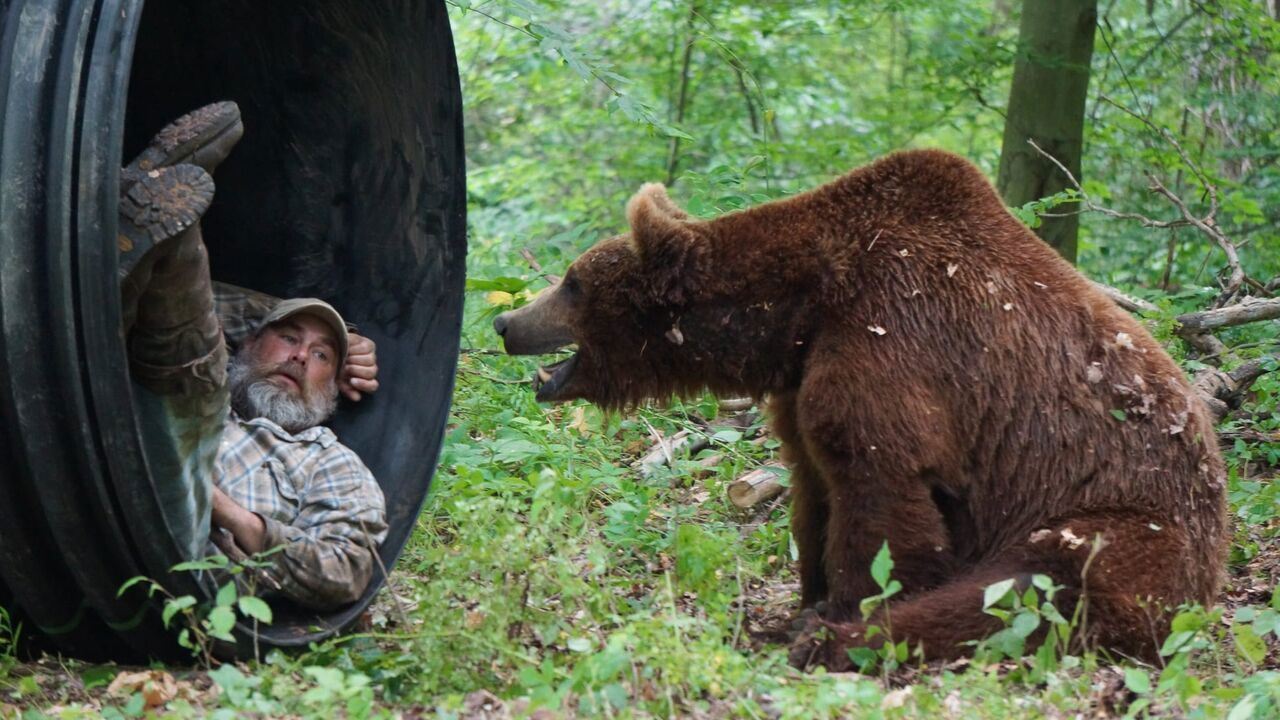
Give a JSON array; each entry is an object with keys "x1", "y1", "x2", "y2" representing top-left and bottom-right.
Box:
[{"x1": 7, "y1": 239, "x2": 1276, "y2": 718}]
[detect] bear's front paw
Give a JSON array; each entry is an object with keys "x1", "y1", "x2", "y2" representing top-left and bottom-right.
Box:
[{"x1": 787, "y1": 612, "x2": 857, "y2": 672}]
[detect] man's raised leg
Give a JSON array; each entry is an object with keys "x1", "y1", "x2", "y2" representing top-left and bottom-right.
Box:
[{"x1": 119, "y1": 163, "x2": 227, "y2": 559}]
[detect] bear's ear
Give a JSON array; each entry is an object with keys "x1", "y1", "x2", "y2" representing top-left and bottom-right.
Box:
[{"x1": 627, "y1": 183, "x2": 705, "y2": 304}]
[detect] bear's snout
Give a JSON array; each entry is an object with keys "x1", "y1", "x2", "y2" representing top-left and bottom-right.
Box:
[{"x1": 491, "y1": 286, "x2": 577, "y2": 356}]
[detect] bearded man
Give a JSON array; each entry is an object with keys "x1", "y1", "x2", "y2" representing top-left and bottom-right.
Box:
[{"x1": 118, "y1": 102, "x2": 386, "y2": 610}]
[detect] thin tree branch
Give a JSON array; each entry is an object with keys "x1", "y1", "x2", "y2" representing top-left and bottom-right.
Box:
[{"x1": 665, "y1": 3, "x2": 700, "y2": 186}]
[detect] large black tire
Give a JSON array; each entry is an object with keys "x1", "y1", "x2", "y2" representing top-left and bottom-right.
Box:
[{"x1": 0, "y1": 0, "x2": 465, "y2": 660}]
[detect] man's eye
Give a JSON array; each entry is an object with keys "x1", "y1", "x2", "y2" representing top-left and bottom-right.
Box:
[
  {"x1": 313, "y1": 349, "x2": 329, "y2": 363},
  {"x1": 282, "y1": 334, "x2": 299, "y2": 343}
]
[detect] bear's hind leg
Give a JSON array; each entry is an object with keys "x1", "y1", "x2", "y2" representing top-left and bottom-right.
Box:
[{"x1": 791, "y1": 512, "x2": 1199, "y2": 670}]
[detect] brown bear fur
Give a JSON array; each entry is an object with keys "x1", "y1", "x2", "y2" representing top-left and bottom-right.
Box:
[{"x1": 493, "y1": 149, "x2": 1227, "y2": 668}]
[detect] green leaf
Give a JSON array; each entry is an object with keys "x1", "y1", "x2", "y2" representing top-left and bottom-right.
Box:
[
  {"x1": 1228, "y1": 695, "x2": 1258, "y2": 720},
  {"x1": 870, "y1": 542, "x2": 894, "y2": 590},
  {"x1": 80, "y1": 666, "x2": 116, "y2": 690},
  {"x1": 123, "y1": 692, "x2": 146, "y2": 716},
  {"x1": 710, "y1": 429, "x2": 743, "y2": 443},
  {"x1": 1110, "y1": 409, "x2": 1127, "y2": 421},
  {"x1": 208, "y1": 664, "x2": 248, "y2": 691},
  {"x1": 848, "y1": 646, "x2": 878, "y2": 672},
  {"x1": 1233, "y1": 623, "x2": 1267, "y2": 665},
  {"x1": 161, "y1": 595, "x2": 198, "y2": 628},
  {"x1": 567, "y1": 637, "x2": 592, "y2": 652},
  {"x1": 893, "y1": 639, "x2": 909, "y2": 662},
  {"x1": 304, "y1": 666, "x2": 346, "y2": 691},
  {"x1": 1171, "y1": 610, "x2": 1205, "y2": 633},
  {"x1": 1011, "y1": 611, "x2": 1040, "y2": 639},
  {"x1": 983, "y1": 579, "x2": 1016, "y2": 609},
  {"x1": 170, "y1": 556, "x2": 229, "y2": 573},
  {"x1": 1124, "y1": 667, "x2": 1151, "y2": 695},
  {"x1": 1253, "y1": 608, "x2": 1279, "y2": 636},
  {"x1": 237, "y1": 596, "x2": 273, "y2": 624},
  {"x1": 207, "y1": 605, "x2": 237, "y2": 641},
  {"x1": 465, "y1": 276, "x2": 531, "y2": 293},
  {"x1": 983, "y1": 628, "x2": 1024, "y2": 659},
  {"x1": 1159, "y1": 630, "x2": 1194, "y2": 657},
  {"x1": 216, "y1": 581, "x2": 238, "y2": 608},
  {"x1": 116, "y1": 576, "x2": 154, "y2": 598}
]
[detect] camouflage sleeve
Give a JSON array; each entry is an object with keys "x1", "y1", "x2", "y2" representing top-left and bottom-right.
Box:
[
  {"x1": 212, "y1": 281, "x2": 280, "y2": 350},
  {"x1": 257, "y1": 448, "x2": 388, "y2": 610}
]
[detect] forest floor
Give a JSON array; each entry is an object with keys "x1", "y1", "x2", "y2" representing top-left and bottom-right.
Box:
[{"x1": 2, "y1": 292, "x2": 1278, "y2": 719}]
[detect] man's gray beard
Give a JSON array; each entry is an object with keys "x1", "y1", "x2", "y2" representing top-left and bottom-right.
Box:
[{"x1": 227, "y1": 350, "x2": 338, "y2": 434}]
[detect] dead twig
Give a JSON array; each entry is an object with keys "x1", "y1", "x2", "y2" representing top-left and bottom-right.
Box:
[
  {"x1": 1090, "y1": 281, "x2": 1158, "y2": 314},
  {"x1": 519, "y1": 247, "x2": 561, "y2": 286}
]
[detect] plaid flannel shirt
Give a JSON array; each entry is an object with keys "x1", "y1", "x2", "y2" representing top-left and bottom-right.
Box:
[{"x1": 212, "y1": 283, "x2": 387, "y2": 609}]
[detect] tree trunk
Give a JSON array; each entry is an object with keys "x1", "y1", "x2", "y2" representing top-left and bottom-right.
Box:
[{"x1": 997, "y1": 0, "x2": 1098, "y2": 264}]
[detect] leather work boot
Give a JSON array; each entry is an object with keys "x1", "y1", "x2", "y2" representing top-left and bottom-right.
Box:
[
  {"x1": 120, "y1": 101, "x2": 243, "y2": 193},
  {"x1": 119, "y1": 164, "x2": 226, "y2": 398}
]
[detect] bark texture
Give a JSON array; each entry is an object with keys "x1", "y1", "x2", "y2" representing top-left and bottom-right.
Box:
[{"x1": 997, "y1": 0, "x2": 1098, "y2": 264}]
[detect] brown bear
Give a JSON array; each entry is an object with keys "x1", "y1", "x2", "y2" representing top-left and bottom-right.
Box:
[{"x1": 493, "y1": 149, "x2": 1227, "y2": 669}]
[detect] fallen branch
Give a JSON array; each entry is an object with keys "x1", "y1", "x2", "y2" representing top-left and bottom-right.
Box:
[
  {"x1": 634, "y1": 412, "x2": 759, "y2": 479},
  {"x1": 1175, "y1": 297, "x2": 1280, "y2": 366},
  {"x1": 1176, "y1": 297, "x2": 1280, "y2": 333},
  {"x1": 637, "y1": 425, "x2": 698, "y2": 476},
  {"x1": 1091, "y1": 281, "x2": 1158, "y2": 313},
  {"x1": 1193, "y1": 355, "x2": 1279, "y2": 422}
]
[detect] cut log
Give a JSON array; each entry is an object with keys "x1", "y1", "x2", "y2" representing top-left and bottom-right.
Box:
[
  {"x1": 728, "y1": 463, "x2": 787, "y2": 509},
  {"x1": 718, "y1": 397, "x2": 755, "y2": 413}
]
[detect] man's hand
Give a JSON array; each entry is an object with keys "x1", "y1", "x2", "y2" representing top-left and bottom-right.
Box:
[
  {"x1": 211, "y1": 487, "x2": 267, "y2": 554},
  {"x1": 339, "y1": 332, "x2": 379, "y2": 402}
]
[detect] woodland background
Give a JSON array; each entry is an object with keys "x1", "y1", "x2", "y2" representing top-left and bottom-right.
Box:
[{"x1": 6, "y1": 0, "x2": 1280, "y2": 717}]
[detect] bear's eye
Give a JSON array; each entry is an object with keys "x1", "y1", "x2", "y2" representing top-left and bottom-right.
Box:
[{"x1": 561, "y1": 274, "x2": 582, "y2": 296}]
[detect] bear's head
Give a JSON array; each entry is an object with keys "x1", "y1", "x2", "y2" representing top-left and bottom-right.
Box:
[{"x1": 495, "y1": 182, "x2": 791, "y2": 408}]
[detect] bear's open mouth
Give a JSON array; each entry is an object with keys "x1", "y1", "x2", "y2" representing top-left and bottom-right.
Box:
[{"x1": 533, "y1": 353, "x2": 578, "y2": 401}]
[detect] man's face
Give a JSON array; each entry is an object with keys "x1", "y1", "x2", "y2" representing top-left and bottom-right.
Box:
[{"x1": 228, "y1": 313, "x2": 341, "y2": 432}]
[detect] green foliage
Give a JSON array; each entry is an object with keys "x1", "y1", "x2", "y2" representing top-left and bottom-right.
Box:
[
  {"x1": 844, "y1": 542, "x2": 909, "y2": 676},
  {"x1": 6, "y1": 1, "x2": 1280, "y2": 717},
  {"x1": 974, "y1": 574, "x2": 1075, "y2": 684},
  {"x1": 117, "y1": 551, "x2": 278, "y2": 668},
  {"x1": 1011, "y1": 188, "x2": 1082, "y2": 229}
]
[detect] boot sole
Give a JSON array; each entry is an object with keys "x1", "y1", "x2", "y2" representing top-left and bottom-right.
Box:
[
  {"x1": 121, "y1": 101, "x2": 243, "y2": 189},
  {"x1": 117, "y1": 165, "x2": 215, "y2": 280}
]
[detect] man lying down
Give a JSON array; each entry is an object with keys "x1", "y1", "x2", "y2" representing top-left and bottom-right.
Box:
[{"x1": 118, "y1": 101, "x2": 387, "y2": 610}]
